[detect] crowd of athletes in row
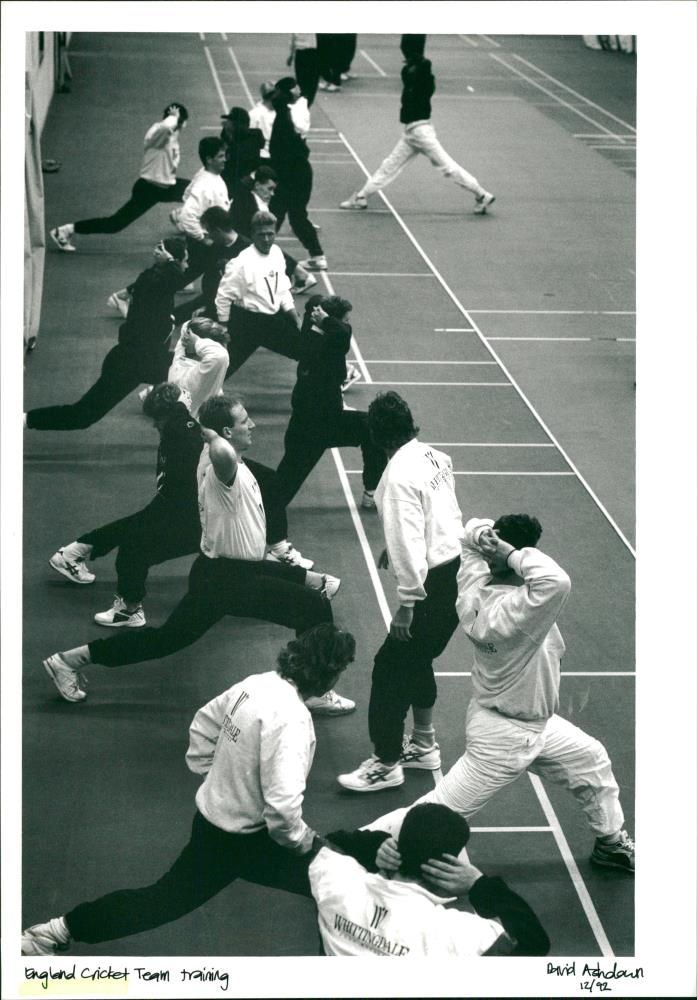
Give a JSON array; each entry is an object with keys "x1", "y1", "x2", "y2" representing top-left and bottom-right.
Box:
[{"x1": 22, "y1": 34, "x2": 632, "y2": 959}]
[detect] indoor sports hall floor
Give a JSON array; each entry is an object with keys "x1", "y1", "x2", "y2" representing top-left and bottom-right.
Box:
[{"x1": 22, "y1": 32, "x2": 635, "y2": 957}]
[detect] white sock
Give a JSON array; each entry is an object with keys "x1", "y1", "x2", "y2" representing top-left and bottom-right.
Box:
[
  {"x1": 305, "y1": 570, "x2": 323, "y2": 590},
  {"x1": 50, "y1": 916, "x2": 71, "y2": 943},
  {"x1": 62, "y1": 541, "x2": 92, "y2": 561},
  {"x1": 412, "y1": 725, "x2": 436, "y2": 749}
]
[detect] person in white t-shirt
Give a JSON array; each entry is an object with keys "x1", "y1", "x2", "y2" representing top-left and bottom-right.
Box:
[
  {"x1": 310, "y1": 802, "x2": 550, "y2": 957},
  {"x1": 168, "y1": 317, "x2": 229, "y2": 418},
  {"x1": 359, "y1": 514, "x2": 635, "y2": 875},
  {"x1": 22, "y1": 624, "x2": 356, "y2": 956},
  {"x1": 172, "y1": 135, "x2": 230, "y2": 278},
  {"x1": 338, "y1": 392, "x2": 464, "y2": 792}
]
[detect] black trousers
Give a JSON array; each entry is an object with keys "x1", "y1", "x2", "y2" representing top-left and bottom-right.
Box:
[
  {"x1": 78, "y1": 497, "x2": 201, "y2": 605},
  {"x1": 25, "y1": 345, "x2": 170, "y2": 431},
  {"x1": 368, "y1": 556, "x2": 461, "y2": 762},
  {"x1": 88, "y1": 552, "x2": 332, "y2": 667},
  {"x1": 65, "y1": 810, "x2": 313, "y2": 944},
  {"x1": 316, "y1": 34, "x2": 342, "y2": 86},
  {"x1": 269, "y1": 169, "x2": 323, "y2": 258},
  {"x1": 74, "y1": 177, "x2": 190, "y2": 235},
  {"x1": 334, "y1": 34, "x2": 357, "y2": 74},
  {"x1": 225, "y1": 307, "x2": 302, "y2": 379},
  {"x1": 275, "y1": 410, "x2": 387, "y2": 510},
  {"x1": 294, "y1": 48, "x2": 320, "y2": 105}
]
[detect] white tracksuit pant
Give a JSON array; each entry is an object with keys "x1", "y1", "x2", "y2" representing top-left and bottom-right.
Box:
[
  {"x1": 359, "y1": 121, "x2": 486, "y2": 199},
  {"x1": 366, "y1": 700, "x2": 624, "y2": 839}
]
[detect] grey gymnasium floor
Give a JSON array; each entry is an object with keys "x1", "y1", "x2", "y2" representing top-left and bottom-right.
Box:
[{"x1": 22, "y1": 32, "x2": 635, "y2": 958}]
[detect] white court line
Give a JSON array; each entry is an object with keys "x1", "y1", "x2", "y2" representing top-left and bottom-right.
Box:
[
  {"x1": 203, "y1": 47, "x2": 227, "y2": 110},
  {"x1": 574, "y1": 133, "x2": 635, "y2": 140},
  {"x1": 363, "y1": 381, "x2": 511, "y2": 387},
  {"x1": 307, "y1": 138, "x2": 346, "y2": 143},
  {"x1": 227, "y1": 46, "x2": 255, "y2": 107},
  {"x1": 220, "y1": 32, "x2": 227, "y2": 41},
  {"x1": 199, "y1": 32, "x2": 205, "y2": 41},
  {"x1": 478, "y1": 34, "x2": 502, "y2": 48},
  {"x1": 434, "y1": 327, "x2": 475, "y2": 332},
  {"x1": 344, "y1": 470, "x2": 574, "y2": 477},
  {"x1": 472, "y1": 826, "x2": 552, "y2": 832},
  {"x1": 359, "y1": 49, "x2": 388, "y2": 77},
  {"x1": 490, "y1": 53, "x2": 628, "y2": 142},
  {"x1": 486, "y1": 336, "x2": 636, "y2": 343},
  {"x1": 305, "y1": 161, "x2": 356, "y2": 165},
  {"x1": 513, "y1": 54, "x2": 636, "y2": 134},
  {"x1": 309, "y1": 127, "x2": 339, "y2": 132},
  {"x1": 427, "y1": 442, "x2": 555, "y2": 447},
  {"x1": 458, "y1": 34, "x2": 479, "y2": 47},
  {"x1": 364, "y1": 360, "x2": 497, "y2": 365},
  {"x1": 529, "y1": 774, "x2": 614, "y2": 957},
  {"x1": 467, "y1": 309, "x2": 635, "y2": 315},
  {"x1": 435, "y1": 671, "x2": 635, "y2": 677},
  {"x1": 327, "y1": 271, "x2": 434, "y2": 277}
]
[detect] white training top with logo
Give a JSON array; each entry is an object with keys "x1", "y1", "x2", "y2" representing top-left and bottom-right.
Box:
[
  {"x1": 197, "y1": 451, "x2": 266, "y2": 561},
  {"x1": 309, "y1": 848, "x2": 504, "y2": 958}
]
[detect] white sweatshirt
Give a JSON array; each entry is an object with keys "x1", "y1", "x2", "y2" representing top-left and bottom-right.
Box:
[
  {"x1": 456, "y1": 518, "x2": 571, "y2": 724},
  {"x1": 176, "y1": 169, "x2": 230, "y2": 241},
  {"x1": 250, "y1": 98, "x2": 311, "y2": 157},
  {"x1": 215, "y1": 243, "x2": 293, "y2": 321},
  {"x1": 309, "y1": 848, "x2": 503, "y2": 957},
  {"x1": 140, "y1": 114, "x2": 181, "y2": 187},
  {"x1": 168, "y1": 337, "x2": 228, "y2": 418},
  {"x1": 376, "y1": 440, "x2": 464, "y2": 606},
  {"x1": 188, "y1": 671, "x2": 316, "y2": 851}
]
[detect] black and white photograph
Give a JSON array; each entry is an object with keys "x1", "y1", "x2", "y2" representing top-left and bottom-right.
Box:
[{"x1": 3, "y1": 2, "x2": 696, "y2": 997}]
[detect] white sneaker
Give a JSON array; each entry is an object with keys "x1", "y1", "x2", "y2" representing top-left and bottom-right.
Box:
[
  {"x1": 340, "y1": 193, "x2": 368, "y2": 211},
  {"x1": 338, "y1": 757, "x2": 405, "y2": 792},
  {"x1": 94, "y1": 596, "x2": 146, "y2": 628},
  {"x1": 21, "y1": 917, "x2": 71, "y2": 956},
  {"x1": 266, "y1": 542, "x2": 314, "y2": 570},
  {"x1": 474, "y1": 192, "x2": 495, "y2": 214},
  {"x1": 291, "y1": 272, "x2": 318, "y2": 296},
  {"x1": 169, "y1": 207, "x2": 182, "y2": 227},
  {"x1": 300, "y1": 256, "x2": 328, "y2": 271},
  {"x1": 399, "y1": 736, "x2": 441, "y2": 770},
  {"x1": 138, "y1": 385, "x2": 154, "y2": 402},
  {"x1": 49, "y1": 549, "x2": 95, "y2": 585},
  {"x1": 304, "y1": 689, "x2": 356, "y2": 716},
  {"x1": 341, "y1": 363, "x2": 362, "y2": 392},
  {"x1": 360, "y1": 490, "x2": 377, "y2": 511},
  {"x1": 340, "y1": 72, "x2": 355, "y2": 81},
  {"x1": 321, "y1": 574, "x2": 341, "y2": 600},
  {"x1": 50, "y1": 225, "x2": 76, "y2": 252},
  {"x1": 318, "y1": 81, "x2": 329, "y2": 90},
  {"x1": 326, "y1": 83, "x2": 342, "y2": 93},
  {"x1": 43, "y1": 654, "x2": 87, "y2": 703},
  {"x1": 106, "y1": 291, "x2": 130, "y2": 318}
]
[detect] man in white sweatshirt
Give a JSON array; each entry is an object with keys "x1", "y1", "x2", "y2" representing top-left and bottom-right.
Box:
[
  {"x1": 168, "y1": 317, "x2": 229, "y2": 418},
  {"x1": 216, "y1": 210, "x2": 301, "y2": 377},
  {"x1": 173, "y1": 135, "x2": 230, "y2": 279},
  {"x1": 22, "y1": 625, "x2": 356, "y2": 955},
  {"x1": 338, "y1": 391, "x2": 464, "y2": 792},
  {"x1": 360, "y1": 513, "x2": 635, "y2": 875}
]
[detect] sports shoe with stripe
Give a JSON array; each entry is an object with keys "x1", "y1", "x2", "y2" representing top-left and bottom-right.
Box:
[
  {"x1": 399, "y1": 736, "x2": 441, "y2": 770},
  {"x1": 341, "y1": 362, "x2": 362, "y2": 392},
  {"x1": 340, "y1": 192, "x2": 368, "y2": 210},
  {"x1": 22, "y1": 917, "x2": 71, "y2": 956},
  {"x1": 265, "y1": 541, "x2": 314, "y2": 570},
  {"x1": 94, "y1": 596, "x2": 146, "y2": 628},
  {"x1": 321, "y1": 574, "x2": 341, "y2": 601},
  {"x1": 106, "y1": 289, "x2": 130, "y2": 318},
  {"x1": 50, "y1": 224, "x2": 76, "y2": 252},
  {"x1": 337, "y1": 757, "x2": 405, "y2": 792},
  {"x1": 304, "y1": 689, "x2": 356, "y2": 716},
  {"x1": 43, "y1": 654, "x2": 87, "y2": 703},
  {"x1": 291, "y1": 272, "x2": 318, "y2": 296},
  {"x1": 300, "y1": 255, "x2": 328, "y2": 271},
  {"x1": 49, "y1": 549, "x2": 95, "y2": 585},
  {"x1": 474, "y1": 192, "x2": 495, "y2": 214},
  {"x1": 590, "y1": 831, "x2": 635, "y2": 873}
]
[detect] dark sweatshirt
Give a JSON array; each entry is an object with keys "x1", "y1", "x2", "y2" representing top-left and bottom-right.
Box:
[
  {"x1": 118, "y1": 260, "x2": 186, "y2": 356},
  {"x1": 290, "y1": 309, "x2": 351, "y2": 421},
  {"x1": 155, "y1": 403, "x2": 203, "y2": 510},
  {"x1": 400, "y1": 56, "x2": 436, "y2": 124}
]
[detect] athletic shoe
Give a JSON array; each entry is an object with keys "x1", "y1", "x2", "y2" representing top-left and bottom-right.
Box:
[
  {"x1": 169, "y1": 207, "x2": 181, "y2": 227},
  {"x1": 49, "y1": 549, "x2": 95, "y2": 585},
  {"x1": 50, "y1": 225, "x2": 76, "y2": 252},
  {"x1": 325, "y1": 83, "x2": 342, "y2": 93},
  {"x1": 321, "y1": 574, "x2": 341, "y2": 600},
  {"x1": 318, "y1": 81, "x2": 329, "y2": 90},
  {"x1": 341, "y1": 362, "x2": 362, "y2": 392},
  {"x1": 338, "y1": 758, "x2": 405, "y2": 792},
  {"x1": 266, "y1": 542, "x2": 314, "y2": 570},
  {"x1": 361, "y1": 490, "x2": 377, "y2": 511},
  {"x1": 311, "y1": 220, "x2": 322, "y2": 232},
  {"x1": 138, "y1": 385, "x2": 154, "y2": 402},
  {"x1": 21, "y1": 917, "x2": 71, "y2": 956},
  {"x1": 590, "y1": 831, "x2": 635, "y2": 874},
  {"x1": 304, "y1": 690, "x2": 356, "y2": 716},
  {"x1": 106, "y1": 291, "x2": 130, "y2": 318},
  {"x1": 94, "y1": 596, "x2": 146, "y2": 628},
  {"x1": 300, "y1": 256, "x2": 328, "y2": 271},
  {"x1": 399, "y1": 736, "x2": 441, "y2": 770},
  {"x1": 340, "y1": 72, "x2": 355, "y2": 81},
  {"x1": 474, "y1": 192, "x2": 496, "y2": 214},
  {"x1": 43, "y1": 654, "x2": 87, "y2": 703},
  {"x1": 291, "y1": 272, "x2": 318, "y2": 296},
  {"x1": 340, "y1": 193, "x2": 368, "y2": 211}
]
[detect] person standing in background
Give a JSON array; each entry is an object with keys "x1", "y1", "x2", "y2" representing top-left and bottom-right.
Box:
[
  {"x1": 219, "y1": 107, "x2": 265, "y2": 200},
  {"x1": 316, "y1": 34, "x2": 343, "y2": 92},
  {"x1": 334, "y1": 34, "x2": 357, "y2": 83},
  {"x1": 287, "y1": 34, "x2": 320, "y2": 105}
]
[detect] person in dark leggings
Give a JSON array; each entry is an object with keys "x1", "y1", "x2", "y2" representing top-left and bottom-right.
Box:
[
  {"x1": 50, "y1": 103, "x2": 190, "y2": 252},
  {"x1": 275, "y1": 294, "x2": 386, "y2": 518},
  {"x1": 334, "y1": 34, "x2": 358, "y2": 81},
  {"x1": 316, "y1": 34, "x2": 343, "y2": 91},
  {"x1": 22, "y1": 625, "x2": 356, "y2": 956},
  {"x1": 219, "y1": 106, "x2": 265, "y2": 201},
  {"x1": 42, "y1": 394, "x2": 353, "y2": 715},
  {"x1": 268, "y1": 93, "x2": 327, "y2": 271},
  {"x1": 24, "y1": 237, "x2": 190, "y2": 432},
  {"x1": 288, "y1": 34, "x2": 320, "y2": 106}
]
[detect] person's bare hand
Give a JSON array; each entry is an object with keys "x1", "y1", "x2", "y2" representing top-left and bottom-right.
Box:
[
  {"x1": 311, "y1": 305, "x2": 328, "y2": 325},
  {"x1": 421, "y1": 855, "x2": 483, "y2": 894},
  {"x1": 376, "y1": 837, "x2": 401, "y2": 873},
  {"x1": 390, "y1": 605, "x2": 413, "y2": 642}
]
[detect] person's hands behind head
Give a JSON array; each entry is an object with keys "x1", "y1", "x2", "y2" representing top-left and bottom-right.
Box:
[
  {"x1": 421, "y1": 855, "x2": 483, "y2": 896},
  {"x1": 376, "y1": 836, "x2": 401, "y2": 874},
  {"x1": 311, "y1": 304, "x2": 328, "y2": 326},
  {"x1": 200, "y1": 426, "x2": 218, "y2": 443}
]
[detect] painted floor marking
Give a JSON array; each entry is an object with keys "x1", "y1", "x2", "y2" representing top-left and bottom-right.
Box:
[
  {"x1": 327, "y1": 271, "x2": 434, "y2": 277},
  {"x1": 434, "y1": 671, "x2": 635, "y2": 678},
  {"x1": 434, "y1": 327, "x2": 475, "y2": 332},
  {"x1": 467, "y1": 309, "x2": 635, "y2": 315},
  {"x1": 363, "y1": 381, "x2": 512, "y2": 388},
  {"x1": 487, "y1": 336, "x2": 636, "y2": 343},
  {"x1": 364, "y1": 359, "x2": 497, "y2": 365},
  {"x1": 359, "y1": 49, "x2": 388, "y2": 77},
  {"x1": 344, "y1": 470, "x2": 574, "y2": 477}
]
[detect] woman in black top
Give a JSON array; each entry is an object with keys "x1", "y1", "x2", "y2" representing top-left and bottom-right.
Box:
[
  {"x1": 25, "y1": 238, "x2": 190, "y2": 431},
  {"x1": 219, "y1": 107, "x2": 265, "y2": 201}
]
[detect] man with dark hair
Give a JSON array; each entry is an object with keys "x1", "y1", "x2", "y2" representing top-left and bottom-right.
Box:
[
  {"x1": 51, "y1": 103, "x2": 191, "y2": 251},
  {"x1": 360, "y1": 513, "x2": 635, "y2": 875},
  {"x1": 309, "y1": 802, "x2": 550, "y2": 956},
  {"x1": 24, "y1": 238, "x2": 189, "y2": 431},
  {"x1": 340, "y1": 47, "x2": 494, "y2": 214},
  {"x1": 338, "y1": 391, "x2": 465, "y2": 791},
  {"x1": 171, "y1": 135, "x2": 230, "y2": 281},
  {"x1": 23, "y1": 625, "x2": 356, "y2": 956},
  {"x1": 42, "y1": 394, "x2": 354, "y2": 715}
]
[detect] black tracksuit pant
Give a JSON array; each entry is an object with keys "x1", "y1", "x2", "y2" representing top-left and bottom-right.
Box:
[
  {"x1": 225, "y1": 306, "x2": 302, "y2": 379},
  {"x1": 25, "y1": 345, "x2": 170, "y2": 431},
  {"x1": 65, "y1": 810, "x2": 313, "y2": 944},
  {"x1": 73, "y1": 177, "x2": 190, "y2": 235},
  {"x1": 87, "y1": 552, "x2": 332, "y2": 668},
  {"x1": 368, "y1": 556, "x2": 461, "y2": 763},
  {"x1": 316, "y1": 35, "x2": 342, "y2": 86},
  {"x1": 294, "y1": 48, "x2": 320, "y2": 105},
  {"x1": 269, "y1": 167, "x2": 323, "y2": 258}
]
